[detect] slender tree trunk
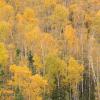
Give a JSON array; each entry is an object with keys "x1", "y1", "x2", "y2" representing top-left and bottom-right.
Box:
[{"x1": 57, "y1": 73, "x2": 60, "y2": 100}]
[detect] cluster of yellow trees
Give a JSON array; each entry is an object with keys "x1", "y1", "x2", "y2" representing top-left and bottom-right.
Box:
[{"x1": 0, "y1": 0, "x2": 100, "y2": 100}]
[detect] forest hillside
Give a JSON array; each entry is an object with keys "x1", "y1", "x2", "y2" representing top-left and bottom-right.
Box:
[{"x1": 0, "y1": 0, "x2": 100, "y2": 100}]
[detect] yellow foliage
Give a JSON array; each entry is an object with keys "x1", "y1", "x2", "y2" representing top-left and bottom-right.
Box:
[
  {"x1": 69, "y1": 4, "x2": 79, "y2": 12},
  {"x1": 51, "y1": 4, "x2": 69, "y2": 24},
  {"x1": 0, "y1": 88, "x2": 14, "y2": 100},
  {"x1": 24, "y1": 27, "x2": 41, "y2": 44},
  {"x1": 96, "y1": 10, "x2": 100, "y2": 17},
  {"x1": 85, "y1": 13, "x2": 93, "y2": 22},
  {"x1": 0, "y1": 21, "x2": 11, "y2": 41},
  {"x1": 34, "y1": 54, "x2": 43, "y2": 69},
  {"x1": 10, "y1": 64, "x2": 31, "y2": 75},
  {"x1": 37, "y1": 97, "x2": 42, "y2": 100},
  {"x1": 64, "y1": 25, "x2": 78, "y2": 47},
  {"x1": 44, "y1": 0, "x2": 57, "y2": 7},
  {"x1": 9, "y1": 65, "x2": 47, "y2": 100},
  {"x1": 0, "y1": 0, "x2": 98, "y2": 99},
  {"x1": 41, "y1": 33, "x2": 59, "y2": 55},
  {"x1": 23, "y1": 8, "x2": 37, "y2": 22},
  {"x1": 16, "y1": 8, "x2": 38, "y2": 34},
  {"x1": 31, "y1": 74, "x2": 47, "y2": 87},
  {"x1": 16, "y1": 13, "x2": 24, "y2": 23},
  {"x1": 0, "y1": 3, "x2": 14, "y2": 21},
  {"x1": 0, "y1": 0, "x2": 5, "y2": 8},
  {"x1": 25, "y1": 31, "x2": 59, "y2": 59},
  {"x1": 8, "y1": 44, "x2": 15, "y2": 49},
  {"x1": 1, "y1": 89, "x2": 13, "y2": 94},
  {"x1": 67, "y1": 57, "x2": 84, "y2": 92},
  {"x1": 0, "y1": 42, "x2": 8, "y2": 65},
  {"x1": 45, "y1": 54, "x2": 67, "y2": 87}
]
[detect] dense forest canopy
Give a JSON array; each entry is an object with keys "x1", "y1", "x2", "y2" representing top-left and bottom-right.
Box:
[{"x1": 0, "y1": 0, "x2": 100, "y2": 100}]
